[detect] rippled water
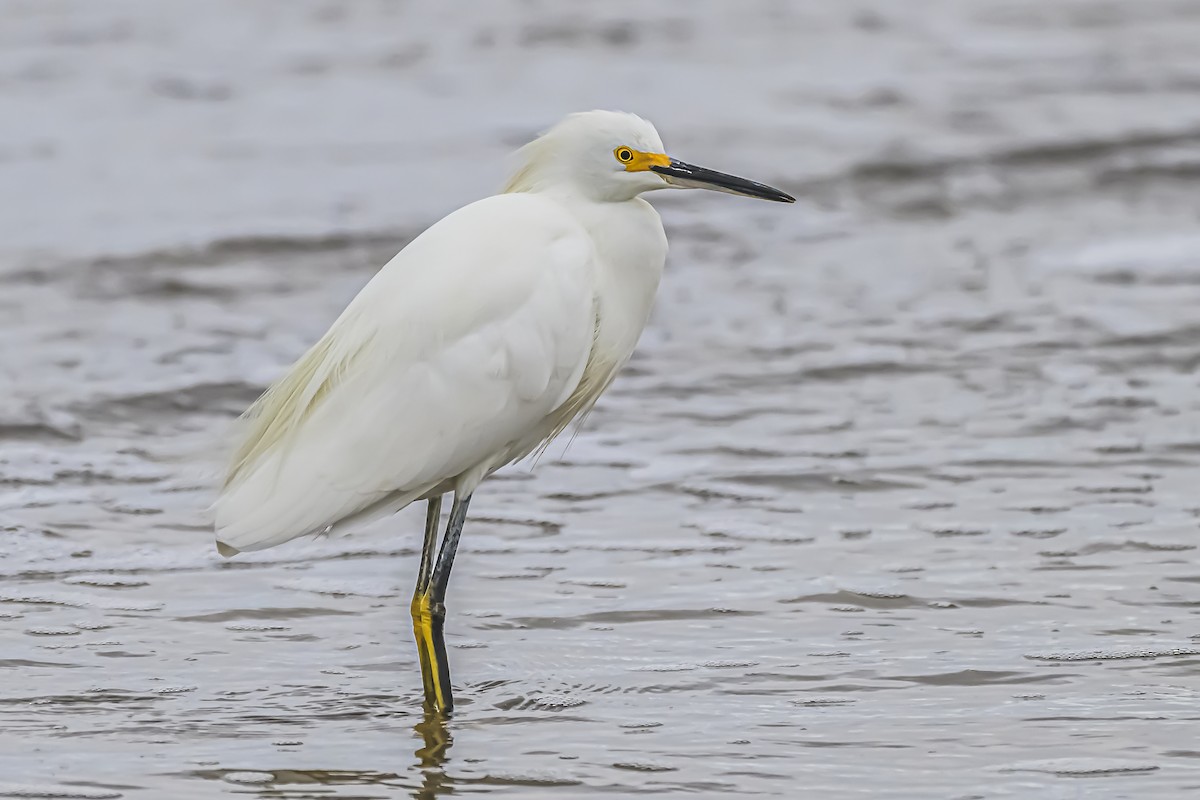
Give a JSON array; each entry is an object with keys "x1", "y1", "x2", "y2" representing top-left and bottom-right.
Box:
[{"x1": 4, "y1": 1, "x2": 1200, "y2": 797}]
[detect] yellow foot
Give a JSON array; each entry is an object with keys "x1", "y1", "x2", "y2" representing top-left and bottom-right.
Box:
[{"x1": 411, "y1": 592, "x2": 453, "y2": 713}]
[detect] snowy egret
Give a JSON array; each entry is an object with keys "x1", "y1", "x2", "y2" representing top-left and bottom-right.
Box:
[{"x1": 215, "y1": 110, "x2": 793, "y2": 711}]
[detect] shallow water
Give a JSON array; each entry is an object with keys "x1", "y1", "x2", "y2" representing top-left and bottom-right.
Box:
[{"x1": 3, "y1": 1, "x2": 1200, "y2": 797}]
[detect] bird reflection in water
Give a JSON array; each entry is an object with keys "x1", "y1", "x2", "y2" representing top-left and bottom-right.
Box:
[{"x1": 412, "y1": 705, "x2": 454, "y2": 800}]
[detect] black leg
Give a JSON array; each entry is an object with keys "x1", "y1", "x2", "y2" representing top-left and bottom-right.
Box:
[
  {"x1": 411, "y1": 492, "x2": 471, "y2": 713},
  {"x1": 411, "y1": 496, "x2": 448, "y2": 710},
  {"x1": 430, "y1": 492, "x2": 472, "y2": 609},
  {"x1": 415, "y1": 495, "x2": 442, "y2": 597}
]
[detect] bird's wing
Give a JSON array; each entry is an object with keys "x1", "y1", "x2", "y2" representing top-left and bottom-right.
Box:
[{"x1": 214, "y1": 194, "x2": 596, "y2": 553}]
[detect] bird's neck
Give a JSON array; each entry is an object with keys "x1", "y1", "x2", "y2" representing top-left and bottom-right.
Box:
[{"x1": 553, "y1": 192, "x2": 669, "y2": 365}]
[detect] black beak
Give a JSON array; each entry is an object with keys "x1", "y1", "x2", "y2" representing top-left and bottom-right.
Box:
[{"x1": 650, "y1": 159, "x2": 795, "y2": 203}]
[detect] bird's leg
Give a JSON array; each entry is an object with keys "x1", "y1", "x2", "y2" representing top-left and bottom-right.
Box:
[
  {"x1": 411, "y1": 496, "x2": 445, "y2": 710},
  {"x1": 411, "y1": 492, "x2": 472, "y2": 712},
  {"x1": 430, "y1": 492, "x2": 472, "y2": 610},
  {"x1": 414, "y1": 496, "x2": 442, "y2": 598}
]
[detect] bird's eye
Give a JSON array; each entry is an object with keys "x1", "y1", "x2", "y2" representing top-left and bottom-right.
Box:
[{"x1": 615, "y1": 147, "x2": 634, "y2": 164}]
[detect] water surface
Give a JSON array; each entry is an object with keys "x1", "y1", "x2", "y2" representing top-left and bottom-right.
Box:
[{"x1": 3, "y1": 1, "x2": 1200, "y2": 797}]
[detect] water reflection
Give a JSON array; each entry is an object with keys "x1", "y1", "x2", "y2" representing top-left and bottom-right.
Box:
[
  {"x1": 8, "y1": 1, "x2": 1200, "y2": 797},
  {"x1": 412, "y1": 708, "x2": 454, "y2": 800}
]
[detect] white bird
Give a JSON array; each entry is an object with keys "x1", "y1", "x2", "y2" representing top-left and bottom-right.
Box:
[{"x1": 214, "y1": 110, "x2": 793, "y2": 710}]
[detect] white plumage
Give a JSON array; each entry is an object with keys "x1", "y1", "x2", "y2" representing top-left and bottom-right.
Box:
[{"x1": 215, "y1": 110, "x2": 792, "y2": 556}]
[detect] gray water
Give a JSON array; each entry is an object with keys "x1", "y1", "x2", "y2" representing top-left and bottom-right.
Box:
[{"x1": 3, "y1": 1, "x2": 1200, "y2": 797}]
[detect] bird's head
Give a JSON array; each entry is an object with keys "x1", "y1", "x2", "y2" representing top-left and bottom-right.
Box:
[{"x1": 503, "y1": 110, "x2": 795, "y2": 204}]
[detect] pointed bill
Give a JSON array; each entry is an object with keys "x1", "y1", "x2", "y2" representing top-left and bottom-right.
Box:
[{"x1": 651, "y1": 159, "x2": 795, "y2": 203}]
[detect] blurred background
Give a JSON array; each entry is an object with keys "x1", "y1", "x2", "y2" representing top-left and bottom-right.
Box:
[{"x1": 3, "y1": 1, "x2": 1200, "y2": 798}]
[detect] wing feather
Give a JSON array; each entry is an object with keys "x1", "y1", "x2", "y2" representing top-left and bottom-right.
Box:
[{"x1": 215, "y1": 194, "x2": 596, "y2": 553}]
